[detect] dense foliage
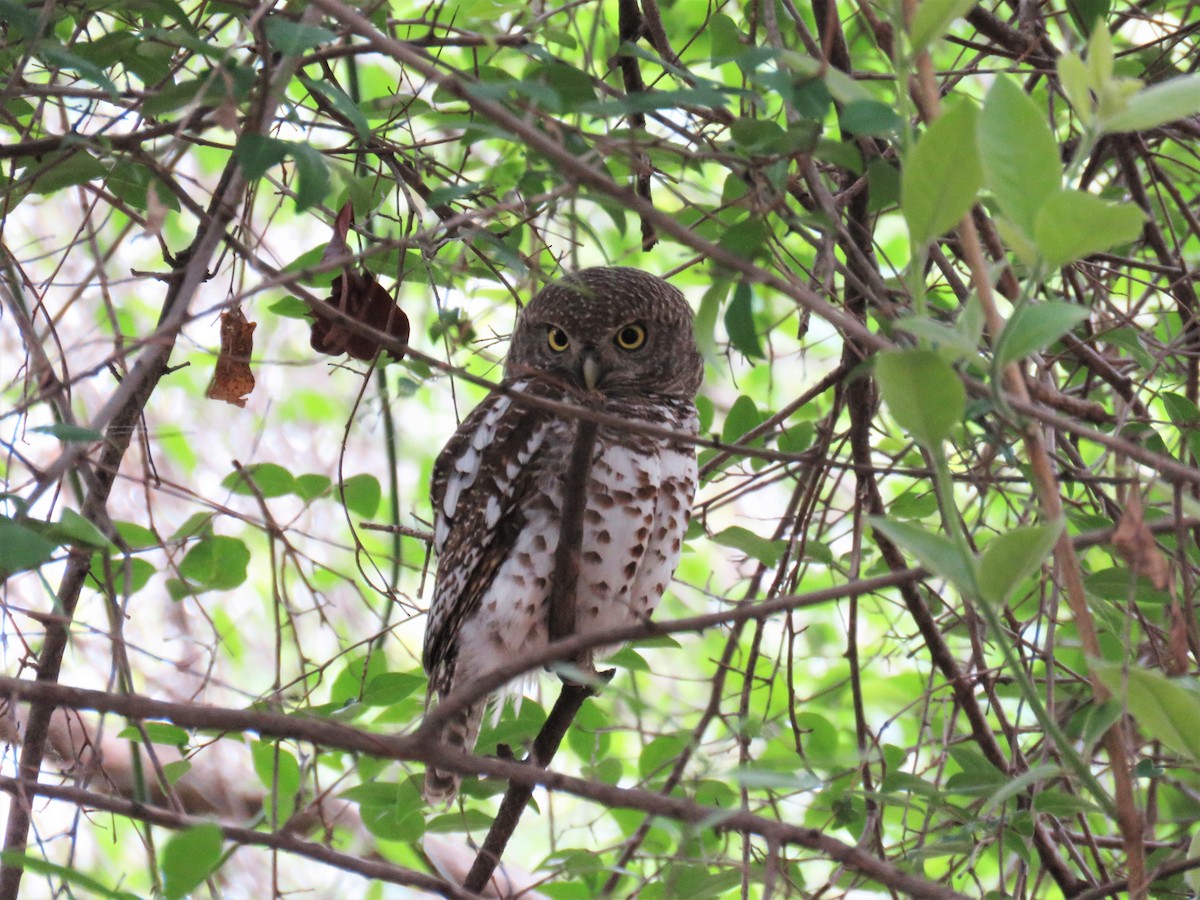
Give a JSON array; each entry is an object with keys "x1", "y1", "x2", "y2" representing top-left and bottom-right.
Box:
[{"x1": 2, "y1": 0, "x2": 1200, "y2": 897}]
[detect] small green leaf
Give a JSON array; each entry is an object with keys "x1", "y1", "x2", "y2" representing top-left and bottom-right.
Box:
[
  {"x1": 1032, "y1": 189, "x2": 1144, "y2": 267},
  {"x1": 341, "y1": 780, "x2": 426, "y2": 841},
  {"x1": 840, "y1": 100, "x2": 903, "y2": 136},
  {"x1": 289, "y1": 142, "x2": 330, "y2": 211},
  {"x1": 0, "y1": 1, "x2": 40, "y2": 40},
  {"x1": 179, "y1": 536, "x2": 250, "y2": 591},
  {"x1": 117, "y1": 722, "x2": 189, "y2": 747},
  {"x1": 0, "y1": 852, "x2": 139, "y2": 900},
  {"x1": 251, "y1": 741, "x2": 301, "y2": 822},
  {"x1": 235, "y1": 134, "x2": 289, "y2": 179},
  {"x1": 713, "y1": 526, "x2": 785, "y2": 566},
  {"x1": 1101, "y1": 74, "x2": 1200, "y2": 133},
  {"x1": 161, "y1": 823, "x2": 223, "y2": 900},
  {"x1": 724, "y1": 281, "x2": 763, "y2": 359},
  {"x1": 902, "y1": 102, "x2": 983, "y2": 246},
  {"x1": 995, "y1": 301, "x2": 1090, "y2": 367},
  {"x1": 263, "y1": 18, "x2": 336, "y2": 54},
  {"x1": 977, "y1": 521, "x2": 1063, "y2": 605},
  {"x1": 361, "y1": 671, "x2": 425, "y2": 706},
  {"x1": 1092, "y1": 664, "x2": 1200, "y2": 762},
  {"x1": 870, "y1": 517, "x2": 976, "y2": 596},
  {"x1": 295, "y1": 474, "x2": 332, "y2": 501},
  {"x1": 978, "y1": 77, "x2": 1061, "y2": 236},
  {"x1": 717, "y1": 219, "x2": 770, "y2": 262},
  {"x1": 909, "y1": 0, "x2": 977, "y2": 50},
  {"x1": 222, "y1": 463, "x2": 296, "y2": 498},
  {"x1": 639, "y1": 734, "x2": 689, "y2": 779},
  {"x1": 268, "y1": 296, "x2": 311, "y2": 320},
  {"x1": 36, "y1": 42, "x2": 119, "y2": 97},
  {"x1": 721, "y1": 394, "x2": 763, "y2": 443},
  {"x1": 162, "y1": 759, "x2": 192, "y2": 785},
  {"x1": 89, "y1": 556, "x2": 154, "y2": 595},
  {"x1": 895, "y1": 315, "x2": 981, "y2": 361},
  {"x1": 27, "y1": 151, "x2": 108, "y2": 195},
  {"x1": 980, "y1": 764, "x2": 1062, "y2": 814},
  {"x1": 49, "y1": 509, "x2": 113, "y2": 550},
  {"x1": 31, "y1": 423, "x2": 103, "y2": 442},
  {"x1": 874, "y1": 349, "x2": 965, "y2": 447},
  {"x1": 1161, "y1": 391, "x2": 1200, "y2": 427},
  {"x1": 340, "y1": 473, "x2": 381, "y2": 518}
]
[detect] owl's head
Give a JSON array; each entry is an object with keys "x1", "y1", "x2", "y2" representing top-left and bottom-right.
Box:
[{"x1": 505, "y1": 267, "x2": 703, "y2": 401}]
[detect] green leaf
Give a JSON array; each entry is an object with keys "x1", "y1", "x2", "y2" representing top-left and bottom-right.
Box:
[
  {"x1": 117, "y1": 722, "x2": 189, "y2": 747},
  {"x1": 48, "y1": 509, "x2": 113, "y2": 550},
  {"x1": 713, "y1": 526, "x2": 785, "y2": 566},
  {"x1": 902, "y1": 102, "x2": 982, "y2": 246},
  {"x1": 222, "y1": 463, "x2": 296, "y2": 498},
  {"x1": 1092, "y1": 665, "x2": 1200, "y2": 762},
  {"x1": 977, "y1": 521, "x2": 1063, "y2": 605},
  {"x1": 995, "y1": 301, "x2": 1090, "y2": 367},
  {"x1": 1161, "y1": 391, "x2": 1200, "y2": 427},
  {"x1": 909, "y1": 0, "x2": 977, "y2": 50},
  {"x1": 980, "y1": 764, "x2": 1062, "y2": 814},
  {"x1": 978, "y1": 77, "x2": 1061, "y2": 236},
  {"x1": 341, "y1": 780, "x2": 425, "y2": 841},
  {"x1": 639, "y1": 734, "x2": 689, "y2": 779},
  {"x1": 870, "y1": 517, "x2": 976, "y2": 595},
  {"x1": 1032, "y1": 189, "x2": 1144, "y2": 267},
  {"x1": 1101, "y1": 74, "x2": 1200, "y2": 133},
  {"x1": 874, "y1": 349, "x2": 965, "y2": 447},
  {"x1": 89, "y1": 556, "x2": 155, "y2": 595},
  {"x1": 0, "y1": 1, "x2": 40, "y2": 40},
  {"x1": 708, "y1": 13, "x2": 742, "y2": 62},
  {"x1": 840, "y1": 100, "x2": 903, "y2": 136},
  {"x1": 263, "y1": 18, "x2": 336, "y2": 53},
  {"x1": 722, "y1": 394, "x2": 763, "y2": 443},
  {"x1": 0, "y1": 852, "x2": 139, "y2": 900},
  {"x1": 161, "y1": 823, "x2": 223, "y2": 900},
  {"x1": 361, "y1": 671, "x2": 425, "y2": 706},
  {"x1": 27, "y1": 151, "x2": 108, "y2": 195},
  {"x1": 340, "y1": 473, "x2": 381, "y2": 518},
  {"x1": 295, "y1": 473, "x2": 332, "y2": 502},
  {"x1": 31, "y1": 423, "x2": 103, "y2": 442},
  {"x1": 251, "y1": 741, "x2": 301, "y2": 823},
  {"x1": 36, "y1": 41, "x2": 119, "y2": 97},
  {"x1": 724, "y1": 281, "x2": 763, "y2": 358},
  {"x1": 895, "y1": 314, "x2": 981, "y2": 361},
  {"x1": 268, "y1": 296, "x2": 311, "y2": 320},
  {"x1": 289, "y1": 142, "x2": 331, "y2": 211},
  {"x1": 0, "y1": 519, "x2": 51, "y2": 569},
  {"x1": 179, "y1": 536, "x2": 250, "y2": 591},
  {"x1": 235, "y1": 134, "x2": 289, "y2": 179},
  {"x1": 299, "y1": 76, "x2": 371, "y2": 141},
  {"x1": 717, "y1": 218, "x2": 770, "y2": 262}
]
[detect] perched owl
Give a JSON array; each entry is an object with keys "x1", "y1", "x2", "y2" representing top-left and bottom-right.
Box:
[{"x1": 422, "y1": 266, "x2": 703, "y2": 804}]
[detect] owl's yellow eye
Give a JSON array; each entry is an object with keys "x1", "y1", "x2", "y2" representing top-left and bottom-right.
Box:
[
  {"x1": 615, "y1": 323, "x2": 647, "y2": 351},
  {"x1": 547, "y1": 325, "x2": 570, "y2": 352}
]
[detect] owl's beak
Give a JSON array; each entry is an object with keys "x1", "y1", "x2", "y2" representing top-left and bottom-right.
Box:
[{"x1": 580, "y1": 352, "x2": 602, "y2": 391}]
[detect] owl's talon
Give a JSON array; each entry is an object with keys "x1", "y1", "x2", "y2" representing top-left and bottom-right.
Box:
[{"x1": 495, "y1": 743, "x2": 516, "y2": 761}]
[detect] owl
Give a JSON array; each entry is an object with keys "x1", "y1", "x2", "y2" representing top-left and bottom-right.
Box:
[{"x1": 422, "y1": 266, "x2": 703, "y2": 804}]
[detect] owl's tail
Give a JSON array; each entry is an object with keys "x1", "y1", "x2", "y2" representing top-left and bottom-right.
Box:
[{"x1": 423, "y1": 697, "x2": 485, "y2": 806}]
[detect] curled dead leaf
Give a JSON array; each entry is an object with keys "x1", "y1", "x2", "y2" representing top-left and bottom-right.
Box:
[
  {"x1": 308, "y1": 201, "x2": 409, "y2": 362},
  {"x1": 1112, "y1": 491, "x2": 1171, "y2": 591},
  {"x1": 206, "y1": 306, "x2": 256, "y2": 408}
]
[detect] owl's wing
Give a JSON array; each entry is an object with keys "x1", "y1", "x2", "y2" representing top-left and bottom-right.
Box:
[{"x1": 423, "y1": 381, "x2": 556, "y2": 691}]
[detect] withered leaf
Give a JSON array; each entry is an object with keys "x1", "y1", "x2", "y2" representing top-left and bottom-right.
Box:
[
  {"x1": 1112, "y1": 491, "x2": 1171, "y2": 591},
  {"x1": 206, "y1": 306, "x2": 256, "y2": 408},
  {"x1": 309, "y1": 201, "x2": 409, "y2": 362}
]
